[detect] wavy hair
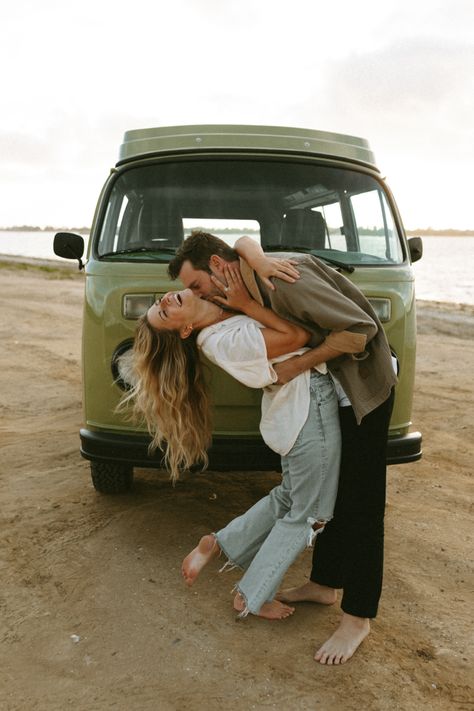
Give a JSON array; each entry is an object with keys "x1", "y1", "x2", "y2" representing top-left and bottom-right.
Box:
[{"x1": 121, "y1": 314, "x2": 212, "y2": 483}]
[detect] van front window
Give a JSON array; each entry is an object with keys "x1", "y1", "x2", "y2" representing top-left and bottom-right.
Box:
[{"x1": 96, "y1": 160, "x2": 404, "y2": 265}]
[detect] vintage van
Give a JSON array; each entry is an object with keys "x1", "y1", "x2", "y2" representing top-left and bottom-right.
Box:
[{"x1": 54, "y1": 124, "x2": 422, "y2": 493}]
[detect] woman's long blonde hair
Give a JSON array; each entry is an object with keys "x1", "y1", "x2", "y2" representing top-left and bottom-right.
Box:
[{"x1": 121, "y1": 314, "x2": 212, "y2": 483}]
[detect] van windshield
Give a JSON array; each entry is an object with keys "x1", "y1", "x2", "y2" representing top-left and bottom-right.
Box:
[{"x1": 96, "y1": 159, "x2": 404, "y2": 265}]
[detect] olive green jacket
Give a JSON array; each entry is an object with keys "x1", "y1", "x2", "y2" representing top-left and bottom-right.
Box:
[{"x1": 241, "y1": 254, "x2": 397, "y2": 424}]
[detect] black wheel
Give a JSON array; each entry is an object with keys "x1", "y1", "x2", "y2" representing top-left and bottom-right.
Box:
[{"x1": 90, "y1": 461, "x2": 134, "y2": 494}]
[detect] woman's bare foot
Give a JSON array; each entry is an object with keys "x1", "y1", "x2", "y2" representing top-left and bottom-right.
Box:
[
  {"x1": 181, "y1": 534, "x2": 219, "y2": 587},
  {"x1": 314, "y1": 613, "x2": 370, "y2": 665},
  {"x1": 276, "y1": 581, "x2": 337, "y2": 605},
  {"x1": 233, "y1": 593, "x2": 295, "y2": 620}
]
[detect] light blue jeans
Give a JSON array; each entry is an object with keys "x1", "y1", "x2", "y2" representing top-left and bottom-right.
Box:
[{"x1": 214, "y1": 371, "x2": 341, "y2": 616}]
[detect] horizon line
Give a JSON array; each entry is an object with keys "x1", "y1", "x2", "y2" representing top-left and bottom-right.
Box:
[{"x1": 1, "y1": 225, "x2": 474, "y2": 236}]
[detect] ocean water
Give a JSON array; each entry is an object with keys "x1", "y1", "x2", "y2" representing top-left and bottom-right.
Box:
[
  {"x1": 0, "y1": 231, "x2": 89, "y2": 262},
  {"x1": 410, "y1": 237, "x2": 474, "y2": 305},
  {"x1": 0, "y1": 231, "x2": 472, "y2": 305}
]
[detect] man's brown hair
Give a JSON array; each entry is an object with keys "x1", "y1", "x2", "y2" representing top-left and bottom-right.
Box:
[{"x1": 168, "y1": 231, "x2": 238, "y2": 280}]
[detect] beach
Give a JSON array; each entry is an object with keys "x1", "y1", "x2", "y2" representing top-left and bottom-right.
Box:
[{"x1": 0, "y1": 259, "x2": 473, "y2": 710}]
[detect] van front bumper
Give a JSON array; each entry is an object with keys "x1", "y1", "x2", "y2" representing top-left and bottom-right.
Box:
[{"x1": 80, "y1": 428, "x2": 422, "y2": 470}]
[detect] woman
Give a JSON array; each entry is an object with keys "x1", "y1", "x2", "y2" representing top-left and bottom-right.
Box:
[{"x1": 125, "y1": 266, "x2": 341, "y2": 620}]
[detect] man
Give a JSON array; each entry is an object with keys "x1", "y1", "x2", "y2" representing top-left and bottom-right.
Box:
[{"x1": 168, "y1": 231, "x2": 396, "y2": 665}]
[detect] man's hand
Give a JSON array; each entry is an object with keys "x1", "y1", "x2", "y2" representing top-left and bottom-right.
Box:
[
  {"x1": 273, "y1": 356, "x2": 303, "y2": 384},
  {"x1": 253, "y1": 255, "x2": 300, "y2": 290}
]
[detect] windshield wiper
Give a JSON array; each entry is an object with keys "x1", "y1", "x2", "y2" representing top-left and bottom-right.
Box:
[
  {"x1": 318, "y1": 256, "x2": 354, "y2": 273},
  {"x1": 99, "y1": 246, "x2": 177, "y2": 258},
  {"x1": 264, "y1": 246, "x2": 355, "y2": 273}
]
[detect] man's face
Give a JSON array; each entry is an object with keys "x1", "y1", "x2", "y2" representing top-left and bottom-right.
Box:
[{"x1": 179, "y1": 258, "x2": 226, "y2": 298}]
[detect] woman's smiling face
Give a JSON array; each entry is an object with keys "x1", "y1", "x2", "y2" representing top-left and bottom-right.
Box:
[{"x1": 147, "y1": 289, "x2": 198, "y2": 334}]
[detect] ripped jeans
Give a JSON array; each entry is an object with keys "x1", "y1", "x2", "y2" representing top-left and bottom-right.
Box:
[{"x1": 214, "y1": 371, "x2": 341, "y2": 616}]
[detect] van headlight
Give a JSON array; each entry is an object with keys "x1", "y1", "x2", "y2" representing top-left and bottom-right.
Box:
[
  {"x1": 123, "y1": 294, "x2": 156, "y2": 319},
  {"x1": 368, "y1": 298, "x2": 391, "y2": 323},
  {"x1": 112, "y1": 340, "x2": 137, "y2": 391}
]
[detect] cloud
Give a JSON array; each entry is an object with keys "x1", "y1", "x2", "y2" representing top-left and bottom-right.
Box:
[
  {"x1": 0, "y1": 132, "x2": 56, "y2": 167},
  {"x1": 330, "y1": 39, "x2": 471, "y2": 114},
  {"x1": 309, "y1": 39, "x2": 474, "y2": 158},
  {"x1": 288, "y1": 36, "x2": 474, "y2": 228},
  {"x1": 1, "y1": 0, "x2": 473, "y2": 227},
  {"x1": 384, "y1": 0, "x2": 474, "y2": 44}
]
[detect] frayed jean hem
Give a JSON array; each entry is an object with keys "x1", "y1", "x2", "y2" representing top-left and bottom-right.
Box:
[{"x1": 213, "y1": 532, "x2": 244, "y2": 573}]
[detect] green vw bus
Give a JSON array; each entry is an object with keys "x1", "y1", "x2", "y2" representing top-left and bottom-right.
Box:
[{"x1": 54, "y1": 124, "x2": 422, "y2": 493}]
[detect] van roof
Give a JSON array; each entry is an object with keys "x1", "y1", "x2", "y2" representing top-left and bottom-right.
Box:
[{"x1": 118, "y1": 124, "x2": 378, "y2": 170}]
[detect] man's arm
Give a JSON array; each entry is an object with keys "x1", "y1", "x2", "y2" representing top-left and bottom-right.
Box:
[
  {"x1": 234, "y1": 236, "x2": 300, "y2": 289},
  {"x1": 235, "y1": 237, "x2": 376, "y2": 346},
  {"x1": 269, "y1": 265, "x2": 378, "y2": 350},
  {"x1": 235, "y1": 236, "x2": 379, "y2": 373},
  {"x1": 272, "y1": 343, "x2": 342, "y2": 384}
]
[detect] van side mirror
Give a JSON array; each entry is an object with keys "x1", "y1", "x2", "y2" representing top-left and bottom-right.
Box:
[
  {"x1": 54, "y1": 232, "x2": 85, "y2": 270},
  {"x1": 408, "y1": 236, "x2": 423, "y2": 263}
]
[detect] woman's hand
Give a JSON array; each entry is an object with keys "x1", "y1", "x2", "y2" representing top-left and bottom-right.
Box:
[
  {"x1": 233, "y1": 236, "x2": 300, "y2": 290},
  {"x1": 252, "y1": 255, "x2": 300, "y2": 290},
  {"x1": 211, "y1": 265, "x2": 254, "y2": 312}
]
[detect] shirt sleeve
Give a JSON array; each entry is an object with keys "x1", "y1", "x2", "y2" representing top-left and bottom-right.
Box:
[
  {"x1": 198, "y1": 319, "x2": 278, "y2": 389},
  {"x1": 324, "y1": 329, "x2": 368, "y2": 355},
  {"x1": 268, "y1": 260, "x2": 378, "y2": 356}
]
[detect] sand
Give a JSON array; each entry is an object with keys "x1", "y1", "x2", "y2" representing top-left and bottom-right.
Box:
[{"x1": 0, "y1": 259, "x2": 473, "y2": 711}]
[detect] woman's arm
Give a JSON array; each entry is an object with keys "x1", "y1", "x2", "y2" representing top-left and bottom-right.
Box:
[
  {"x1": 234, "y1": 236, "x2": 300, "y2": 290},
  {"x1": 212, "y1": 266, "x2": 310, "y2": 359}
]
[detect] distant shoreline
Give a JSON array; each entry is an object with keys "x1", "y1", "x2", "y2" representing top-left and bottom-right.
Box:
[
  {"x1": 405, "y1": 230, "x2": 474, "y2": 237},
  {"x1": 1, "y1": 227, "x2": 474, "y2": 237},
  {"x1": 0, "y1": 226, "x2": 90, "y2": 234}
]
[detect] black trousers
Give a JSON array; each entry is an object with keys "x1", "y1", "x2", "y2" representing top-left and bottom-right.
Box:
[{"x1": 310, "y1": 389, "x2": 395, "y2": 619}]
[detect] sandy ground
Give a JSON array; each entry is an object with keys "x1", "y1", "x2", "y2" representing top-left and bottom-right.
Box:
[{"x1": 0, "y1": 260, "x2": 473, "y2": 711}]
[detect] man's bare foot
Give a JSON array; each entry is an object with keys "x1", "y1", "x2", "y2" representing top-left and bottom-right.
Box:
[
  {"x1": 276, "y1": 581, "x2": 337, "y2": 605},
  {"x1": 233, "y1": 593, "x2": 295, "y2": 620},
  {"x1": 181, "y1": 534, "x2": 219, "y2": 587},
  {"x1": 314, "y1": 613, "x2": 370, "y2": 665}
]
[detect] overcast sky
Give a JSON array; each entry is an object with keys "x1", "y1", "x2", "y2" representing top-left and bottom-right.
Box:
[{"x1": 1, "y1": 0, "x2": 473, "y2": 229}]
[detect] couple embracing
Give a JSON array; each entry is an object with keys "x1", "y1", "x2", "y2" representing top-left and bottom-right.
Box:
[{"x1": 125, "y1": 231, "x2": 396, "y2": 665}]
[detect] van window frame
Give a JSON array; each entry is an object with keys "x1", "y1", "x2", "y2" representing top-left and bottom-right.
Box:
[{"x1": 91, "y1": 154, "x2": 409, "y2": 266}]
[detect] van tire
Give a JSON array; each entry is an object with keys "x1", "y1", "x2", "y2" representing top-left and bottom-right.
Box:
[{"x1": 90, "y1": 461, "x2": 134, "y2": 494}]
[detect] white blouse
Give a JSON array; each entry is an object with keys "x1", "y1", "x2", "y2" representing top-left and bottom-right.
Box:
[{"x1": 197, "y1": 315, "x2": 326, "y2": 456}]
